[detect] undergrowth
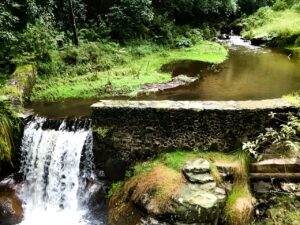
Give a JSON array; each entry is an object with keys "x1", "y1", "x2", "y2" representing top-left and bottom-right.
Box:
[{"x1": 0, "y1": 96, "x2": 20, "y2": 169}]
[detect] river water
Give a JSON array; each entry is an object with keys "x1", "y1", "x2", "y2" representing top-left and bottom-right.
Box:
[
  {"x1": 27, "y1": 36, "x2": 300, "y2": 118},
  {"x1": 141, "y1": 36, "x2": 300, "y2": 101}
]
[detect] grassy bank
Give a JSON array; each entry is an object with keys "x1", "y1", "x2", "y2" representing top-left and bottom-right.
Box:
[
  {"x1": 242, "y1": 6, "x2": 300, "y2": 47},
  {"x1": 109, "y1": 150, "x2": 254, "y2": 224},
  {"x1": 31, "y1": 41, "x2": 227, "y2": 101}
]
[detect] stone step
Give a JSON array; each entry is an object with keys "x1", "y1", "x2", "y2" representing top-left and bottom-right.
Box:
[
  {"x1": 250, "y1": 158, "x2": 300, "y2": 173},
  {"x1": 250, "y1": 173, "x2": 300, "y2": 181}
]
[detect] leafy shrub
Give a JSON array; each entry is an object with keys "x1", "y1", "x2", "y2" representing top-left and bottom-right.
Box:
[
  {"x1": 78, "y1": 18, "x2": 111, "y2": 42},
  {"x1": 12, "y1": 22, "x2": 56, "y2": 64},
  {"x1": 292, "y1": 2, "x2": 300, "y2": 11},
  {"x1": 273, "y1": 0, "x2": 288, "y2": 11},
  {"x1": 107, "y1": 0, "x2": 154, "y2": 40},
  {"x1": 242, "y1": 7, "x2": 274, "y2": 33},
  {"x1": 174, "y1": 36, "x2": 193, "y2": 48},
  {"x1": 243, "y1": 112, "x2": 300, "y2": 160},
  {"x1": 61, "y1": 47, "x2": 79, "y2": 65}
]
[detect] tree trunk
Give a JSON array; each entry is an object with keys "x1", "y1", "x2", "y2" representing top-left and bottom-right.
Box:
[{"x1": 68, "y1": 0, "x2": 79, "y2": 46}]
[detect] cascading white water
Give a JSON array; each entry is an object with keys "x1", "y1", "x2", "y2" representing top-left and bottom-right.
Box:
[{"x1": 19, "y1": 117, "x2": 98, "y2": 225}]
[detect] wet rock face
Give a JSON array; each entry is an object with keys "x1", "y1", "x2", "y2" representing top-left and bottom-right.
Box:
[{"x1": 0, "y1": 192, "x2": 23, "y2": 225}]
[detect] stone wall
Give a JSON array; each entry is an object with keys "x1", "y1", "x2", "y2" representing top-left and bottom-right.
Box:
[{"x1": 91, "y1": 99, "x2": 296, "y2": 168}]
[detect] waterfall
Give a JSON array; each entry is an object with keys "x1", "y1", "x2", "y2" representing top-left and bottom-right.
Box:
[{"x1": 19, "y1": 117, "x2": 102, "y2": 225}]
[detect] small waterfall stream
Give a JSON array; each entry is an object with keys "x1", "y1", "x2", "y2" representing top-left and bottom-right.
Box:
[{"x1": 18, "y1": 117, "x2": 105, "y2": 225}]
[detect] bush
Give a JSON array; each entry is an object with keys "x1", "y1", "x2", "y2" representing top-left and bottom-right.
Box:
[
  {"x1": 127, "y1": 41, "x2": 160, "y2": 57},
  {"x1": 292, "y1": 2, "x2": 300, "y2": 12},
  {"x1": 174, "y1": 36, "x2": 193, "y2": 48},
  {"x1": 11, "y1": 22, "x2": 56, "y2": 64},
  {"x1": 295, "y1": 36, "x2": 300, "y2": 46},
  {"x1": 107, "y1": 0, "x2": 154, "y2": 40},
  {"x1": 273, "y1": 0, "x2": 288, "y2": 11},
  {"x1": 242, "y1": 7, "x2": 274, "y2": 33},
  {"x1": 78, "y1": 18, "x2": 111, "y2": 42},
  {"x1": 61, "y1": 47, "x2": 79, "y2": 65},
  {"x1": 243, "y1": 112, "x2": 300, "y2": 160}
]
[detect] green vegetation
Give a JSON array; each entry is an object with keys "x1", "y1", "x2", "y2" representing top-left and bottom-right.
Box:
[
  {"x1": 254, "y1": 195, "x2": 300, "y2": 225},
  {"x1": 0, "y1": 0, "x2": 277, "y2": 103},
  {"x1": 242, "y1": 1, "x2": 300, "y2": 47},
  {"x1": 108, "y1": 181, "x2": 124, "y2": 198},
  {"x1": 0, "y1": 96, "x2": 20, "y2": 168},
  {"x1": 31, "y1": 41, "x2": 227, "y2": 101},
  {"x1": 224, "y1": 151, "x2": 253, "y2": 225},
  {"x1": 0, "y1": 64, "x2": 36, "y2": 103},
  {"x1": 243, "y1": 111, "x2": 300, "y2": 160}
]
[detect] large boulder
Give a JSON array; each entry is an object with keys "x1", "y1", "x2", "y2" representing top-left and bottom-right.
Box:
[
  {"x1": 109, "y1": 159, "x2": 226, "y2": 225},
  {"x1": 0, "y1": 177, "x2": 23, "y2": 225},
  {"x1": 0, "y1": 192, "x2": 23, "y2": 225}
]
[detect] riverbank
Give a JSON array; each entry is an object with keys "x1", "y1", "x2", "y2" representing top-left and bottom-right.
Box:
[
  {"x1": 30, "y1": 41, "x2": 227, "y2": 102},
  {"x1": 242, "y1": 7, "x2": 300, "y2": 48}
]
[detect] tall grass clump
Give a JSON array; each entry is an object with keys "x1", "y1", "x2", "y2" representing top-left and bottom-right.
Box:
[{"x1": 0, "y1": 96, "x2": 20, "y2": 168}]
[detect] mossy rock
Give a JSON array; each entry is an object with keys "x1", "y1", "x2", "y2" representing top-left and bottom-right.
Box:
[{"x1": 0, "y1": 64, "x2": 37, "y2": 105}]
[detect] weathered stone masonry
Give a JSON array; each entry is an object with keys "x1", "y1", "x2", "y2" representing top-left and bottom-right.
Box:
[{"x1": 91, "y1": 99, "x2": 296, "y2": 168}]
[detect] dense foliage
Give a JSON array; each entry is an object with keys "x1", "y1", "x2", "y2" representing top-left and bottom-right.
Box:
[
  {"x1": 0, "y1": 1, "x2": 273, "y2": 67},
  {"x1": 243, "y1": 111, "x2": 300, "y2": 160}
]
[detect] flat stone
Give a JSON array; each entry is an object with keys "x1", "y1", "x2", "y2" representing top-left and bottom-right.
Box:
[
  {"x1": 184, "y1": 172, "x2": 214, "y2": 184},
  {"x1": 183, "y1": 158, "x2": 211, "y2": 174},
  {"x1": 91, "y1": 99, "x2": 294, "y2": 111},
  {"x1": 250, "y1": 158, "x2": 300, "y2": 173}
]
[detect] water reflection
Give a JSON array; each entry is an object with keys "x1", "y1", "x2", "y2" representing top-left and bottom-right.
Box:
[{"x1": 141, "y1": 43, "x2": 300, "y2": 101}]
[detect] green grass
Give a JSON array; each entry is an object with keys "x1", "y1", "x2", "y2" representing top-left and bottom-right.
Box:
[
  {"x1": 242, "y1": 8, "x2": 300, "y2": 48},
  {"x1": 243, "y1": 9, "x2": 300, "y2": 38},
  {"x1": 31, "y1": 41, "x2": 227, "y2": 101},
  {"x1": 132, "y1": 150, "x2": 198, "y2": 177},
  {"x1": 108, "y1": 181, "x2": 124, "y2": 198}
]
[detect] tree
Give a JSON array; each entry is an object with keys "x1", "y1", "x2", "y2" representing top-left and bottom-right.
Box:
[
  {"x1": 68, "y1": 0, "x2": 79, "y2": 46},
  {"x1": 107, "y1": 0, "x2": 154, "y2": 40}
]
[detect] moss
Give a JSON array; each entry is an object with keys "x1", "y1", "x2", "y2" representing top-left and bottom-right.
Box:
[
  {"x1": 108, "y1": 181, "x2": 124, "y2": 198},
  {"x1": 0, "y1": 64, "x2": 37, "y2": 103}
]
